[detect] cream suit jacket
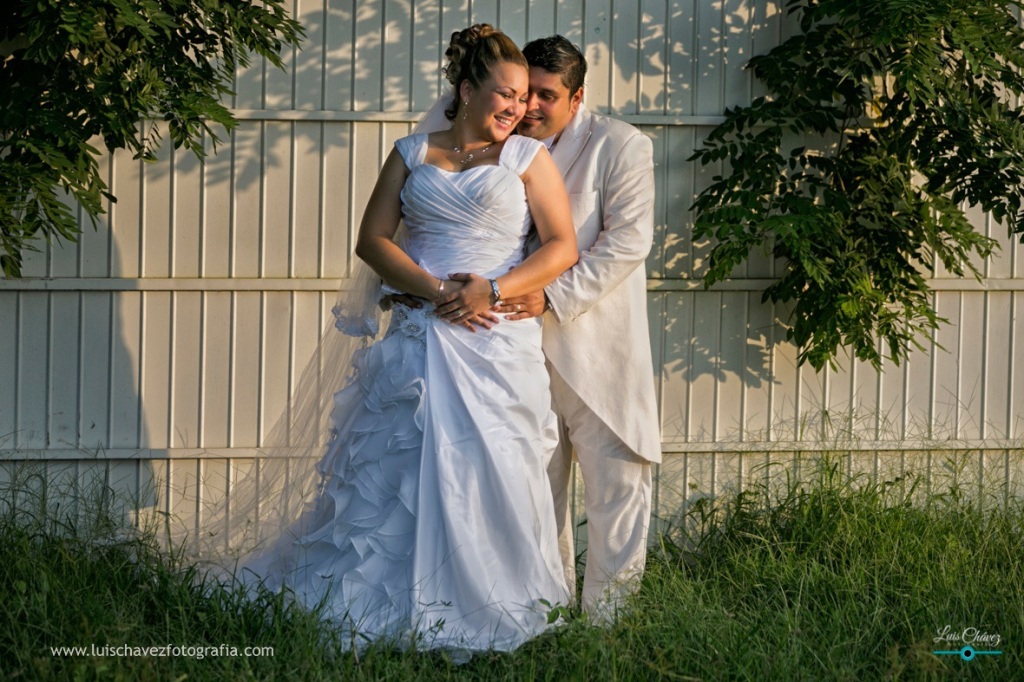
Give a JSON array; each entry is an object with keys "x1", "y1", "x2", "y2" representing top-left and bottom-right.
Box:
[{"x1": 543, "y1": 106, "x2": 662, "y2": 463}]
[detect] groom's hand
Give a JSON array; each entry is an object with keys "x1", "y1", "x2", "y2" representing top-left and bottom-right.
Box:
[
  {"x1": 380, "y1": 293, "x2": 423, "y2": 311},
  {"x1": 495, "y1": 290, "x2": 547, "y2": 320}
]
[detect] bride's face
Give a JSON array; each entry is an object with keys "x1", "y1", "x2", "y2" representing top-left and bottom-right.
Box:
[{"x1": 460, "y1": 61, "x2": 529, "y2": 143}]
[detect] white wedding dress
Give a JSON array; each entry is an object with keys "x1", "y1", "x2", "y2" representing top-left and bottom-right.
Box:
[{"x1": 240, "y1": 133, "x2": 570, "y2": 652}]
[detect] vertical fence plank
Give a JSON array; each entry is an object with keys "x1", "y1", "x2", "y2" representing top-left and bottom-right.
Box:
[
  {"x1": 721, "y1": 0, "x2": 752, "y2": 111},
  {"x1": 171, "y1": 293, "x2": 202, "y2": 448},
  {"x1": 410, "y1": 0, "x2": 442, "y2": 110},
  {"x1": 16, "y1": 293, "x2": 48, "y2": 449},
  {"x1": 440, "y1": 0, "x2": 471, "y2": 54},
  {"x1": 49, "y1": 292, "x2": 81, "y2": 449},
  {"x1": 610, "y1": 0, "x2": 640, "y2": 114},
  {"x1": 639, "y1": 0, "x2": 668, "y2": 115},
  {"x1": 51, "y1": 199, "x2": 80, "y2": 278},
  {"x1": 556, "y1": 0, "x2": 584, "y2": 44},
  {"x1": 111, "y1": 147, "x2": 142, "y2": 279},
  {"x1": 322, "y1": 121, "x2": 352, "y2": 279},
  {"x1": 826, "y1": 352, "x2": 854, "y2": 440},
  {"x1": 173, "y1": 144, "x2": 202, "y2": 279},
  {"x1": 932, "y1": 291, "x2": 962, "y2": 440},
  {"x1": 354, "y1": 0, "x2": 386, "y2": 112},
  {"x1": 295, "y1": 0, "x2": 328, "y2": 111},
  {"x1": 202, "y1": 130, "x2": 233, "y2": 278},
  {"x1": 384, "y1": 0, "x2": 415, "y2": 110},
  {"x1": 81, "y1": 149, "x2": 113, "y2": 278},
  {"x1": 260, "y1": 292, "x2": 293, "y2": 445},
  {"x1": 293, "y1": 122, "x2": 324, "y2": 278},
  {"x1": 769, "y1": 302, "x2": 799, "y2": 442},
  {"x1": 654, "y1": 452, "x2": 687, "y2": 527},
  {"x1": 660, "y1": 291, "x2": 693, "y2": 444},
  {"x1": 262, "y1": 122, "x2": 294, "y2": 279},
  {"x1": 168, "y1": 458, "x2": 201, "y2": 548},
  {"x1": 470, "y1": 0, "x2": 499, "y2": 28},
  {"x1": 140, "y1": 292, "x2": 172, "y2": 450},
  {"x1": 78, "y1": 459, "x2": 108, "y2": 518},
  {"x1": 107, "y1": 459, "x2": 141, "y2": 526},
  {"x1": 718, "y1": 291, "x2": 747, "y2": 441},
  {"x1": 750, "y1": 1, "x2": 782, "y2": 102},
  {"x1": 525, "y1": 0, "x2": 555, "y2": 41},
  {"x1": 693, "y1": 0, "x2": 723, "y2": 117},
  {"x1": 79, "y1": 293, "x2": 112, "y2": 451},
  {"x1": 958, "y1": 292, "x2": 986, "y2": 441},
  {"x1": 582, "y1": 0, "x2": 611, "y2": 113},
  {"x1": 201, "y1": 293, "x2": 232, "y2": 449},
  {"x1": 689, "y1": 291, "x2": 720, "y2": 441},
  {"x1": 876, "y1": 352, "x2": 903, "y2": 441},
  {"x1": 324, "y1": 0, "x2": 356, "y2": 111},
  {"x1": 351, "y1": 122, "x2": 383, "y2": 244},
  {"x1": 644, "y1": 125, "x2": 668, "y2": 280},
  {"x1": 110, "y1": 292, "x2": 142, "y2": 450},
  {"x1": 497, "y1": 0, "x2": 527, "y2": 43},
  {"x1": 647, "y1": 290, "x2": 666, "y2": 442},
  {"x1": 666, "y1": 0, "x2": 695, "y2": 115},
  {"x1": 663, "y1": 126, "x2": 698, "y2": 279},
  {"x1": 232, "y1": 122, "x2": 263, "y2": 278},
  {"x1": 18, "y1": 233, "x2": 49, "y2": 278},
  {"x1": 0, "y1": 295, "x2": 18, "y2": 444},
  {"x1": 743, "y1": 290, "x2": 773, "y2": 441},
  {"x1": 47, "y1": 461, "x2": 79, "y2": 518},
  {"x1": 231, "y1": 292, "x2": 262, "y2": 449},
  {"x1": 1011, "y1": 292, "x2": 1024, "y2": 440},
  {"x1": 142, "y1": 126, "x2": 173, "y2": 278}
]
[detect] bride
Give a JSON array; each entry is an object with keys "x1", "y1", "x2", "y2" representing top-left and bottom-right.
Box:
[{"x1": 238, "y1": 24, "x2": 577, "y2": 652}]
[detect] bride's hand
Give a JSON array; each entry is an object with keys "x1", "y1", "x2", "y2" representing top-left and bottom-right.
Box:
[{"x1": 434, "y1": 272, "x2": 494, "y2": 325}]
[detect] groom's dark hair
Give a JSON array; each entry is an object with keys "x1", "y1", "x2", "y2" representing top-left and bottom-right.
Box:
[{"x1": 522, "y1": 35, "x2": 587, "y2": 95}]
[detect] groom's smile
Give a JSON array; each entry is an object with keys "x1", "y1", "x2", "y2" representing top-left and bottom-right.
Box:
[{"x1": 518, "y1": 66, "x2": 583, "y2": 142}]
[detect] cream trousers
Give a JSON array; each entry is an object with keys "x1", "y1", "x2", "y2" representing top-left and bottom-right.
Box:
[{"x1": 547, "y1": 364, "x2": 653, "y2": 623}]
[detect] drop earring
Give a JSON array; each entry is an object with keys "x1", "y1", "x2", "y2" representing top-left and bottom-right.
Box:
[{"x1": 461, "y1": 101, "x2": 468, "y2": 121}]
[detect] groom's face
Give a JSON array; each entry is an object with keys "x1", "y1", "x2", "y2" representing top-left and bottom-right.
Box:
[{"x1": 518, "y1": 66, "x2": 583, "y2": 142}]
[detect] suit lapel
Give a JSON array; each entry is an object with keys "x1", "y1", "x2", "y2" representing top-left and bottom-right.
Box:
[{"x1": 550, "y1": 106, "x2": 592, "y2": 178}]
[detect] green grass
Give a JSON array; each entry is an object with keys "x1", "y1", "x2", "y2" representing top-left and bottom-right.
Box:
[{"x1": 2, "y1": 457, "x2": 1021, "y2": 681}]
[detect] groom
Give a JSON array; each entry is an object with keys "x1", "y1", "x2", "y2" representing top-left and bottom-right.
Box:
[{"x1": 498, "y1": 35, "x2": 662, "y2": 622}]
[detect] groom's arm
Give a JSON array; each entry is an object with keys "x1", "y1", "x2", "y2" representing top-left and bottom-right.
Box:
[
  {"x1": 545, "y1": 130, "x2": 655, "y2": 323},
  {"x1": 499, "y1": 130, "x2": 654, "y2": 322}
]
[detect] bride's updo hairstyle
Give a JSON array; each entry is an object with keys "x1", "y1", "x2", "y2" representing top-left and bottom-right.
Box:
[{"x1": 442, "y1": 24, "x2": 527, "y2": 121}]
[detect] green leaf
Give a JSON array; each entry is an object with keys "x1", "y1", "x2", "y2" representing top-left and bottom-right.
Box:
[
  {"x1": 0, "y1": 0, "x2": 305, "y2": 277},
  {"x1": 689, "y1": 0, "x2": 1020, "y2": 369}
]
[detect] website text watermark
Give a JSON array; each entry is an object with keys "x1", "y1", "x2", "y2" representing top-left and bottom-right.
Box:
[{"x1": 50, "y1": 644, "x2": 274, "y2": 659}]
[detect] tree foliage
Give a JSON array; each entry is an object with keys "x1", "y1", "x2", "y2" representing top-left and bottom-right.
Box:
[
  {"x1": 690, "y1": 0, "x2": 1024, "y2": 370},
  {"x1": 0, "y1": 0, "x2": 304, "y2": 277}
]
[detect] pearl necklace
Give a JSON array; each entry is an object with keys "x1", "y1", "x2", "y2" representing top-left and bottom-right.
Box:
[{"x1": 452, "y1": 141, "x2": 491, "y2": 165}]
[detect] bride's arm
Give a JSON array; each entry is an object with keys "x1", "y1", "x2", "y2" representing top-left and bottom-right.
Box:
[
  {"x1": 514, "y1": 149, "x2": 579, "y2": 290},
  {"x1": 355, "y1": 148, "x2": 446, "y2": 300},
  {"x1": 437, "y1": 148, "x2": 577, "y2": 321}
]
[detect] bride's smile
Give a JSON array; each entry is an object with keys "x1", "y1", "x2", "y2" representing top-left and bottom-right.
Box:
[{"x1": 458, "y1": 60, "x2": 528, "y2": 145}]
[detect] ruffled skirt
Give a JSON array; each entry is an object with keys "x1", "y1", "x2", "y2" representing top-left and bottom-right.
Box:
[{"x1": 240, "y1": 305, "x2": 569, "y2": 652}]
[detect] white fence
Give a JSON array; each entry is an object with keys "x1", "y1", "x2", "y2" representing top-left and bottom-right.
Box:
[{"x1": 2, "y1": 1, "x2": 1023, "y2": 531}]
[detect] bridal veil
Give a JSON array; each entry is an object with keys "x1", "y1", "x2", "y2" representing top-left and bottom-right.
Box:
[{"x1": 168, "y1": 93, "x2": 456, "y2": 573}]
